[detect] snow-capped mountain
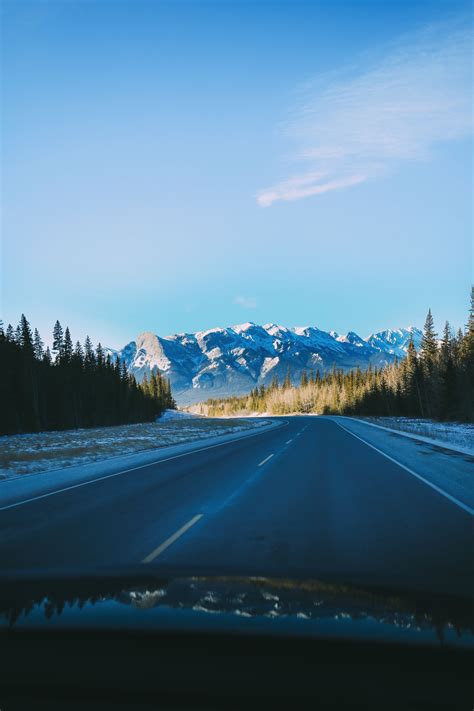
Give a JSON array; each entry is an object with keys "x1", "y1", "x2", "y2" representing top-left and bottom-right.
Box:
[
  {"x1": 365, "y1": 327, "x2": 422, "y2": 358},
  {"x1": 108, "y1": 323, "x2": 422, "y2": 405}
]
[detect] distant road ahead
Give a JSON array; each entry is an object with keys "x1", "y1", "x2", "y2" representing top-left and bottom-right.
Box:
[{"x1": 1, "y1": 417, "x2": 472, "y2": 596}]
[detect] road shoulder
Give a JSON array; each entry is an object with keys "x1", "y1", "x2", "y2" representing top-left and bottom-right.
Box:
[
  {"x1": 0, "y1": 419, "x2": 283, "y2": 511},
  {"x1": 332, "y1": 416, "x2": 474, "y2": 514}
]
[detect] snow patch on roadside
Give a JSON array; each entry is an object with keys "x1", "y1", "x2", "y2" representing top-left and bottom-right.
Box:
[
  {"x1": 159, "y1": 409, "x2": 202, "y2": 421},
  {"x1": 362, "y1": 417, "x2": 474, "y2": 456},
  {"x1": 0, "y1": 416, "x2": 272, "y2": 480}
]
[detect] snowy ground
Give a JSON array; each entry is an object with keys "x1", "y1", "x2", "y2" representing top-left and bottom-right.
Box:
[
  {"x1": 0, "y1": 412, "x2": 270, "y2": 479},
  {"x1": 362, "y1": 417, "x2": 474, "y2": 455}
]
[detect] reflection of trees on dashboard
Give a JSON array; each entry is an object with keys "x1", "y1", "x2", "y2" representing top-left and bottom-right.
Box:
[
  {"x1": 1, "y1": 575, "x2": 472, "y2": 643},
  {"x1": 202, "y1": 290, "x2": 474, "y2": 423}
]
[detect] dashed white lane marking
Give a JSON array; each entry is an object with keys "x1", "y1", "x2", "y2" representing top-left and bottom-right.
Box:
[
  {"x1": 258, "y1": 454, "x2": 274, "y2": 467},
  {"x1": 0, "y1": 421, "x2": 289, "y2": 513},
  {"x1": 142, "y1": 514, "x2": 203, "y2": 563},
  {"x1": 334, "y1": 420, "x2": 474, "y2": 516},
  {"x1": 285, "y1": 439, "x2": 293, "y2": 445}
]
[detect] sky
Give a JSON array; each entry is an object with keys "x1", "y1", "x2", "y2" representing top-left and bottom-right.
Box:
[{"x1": 1, "y1": 0, "x2": 472, "y2": 348}]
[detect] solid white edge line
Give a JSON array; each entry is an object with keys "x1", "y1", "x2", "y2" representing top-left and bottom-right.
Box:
[
  {"x1": 142, "y1": 514, "x2": 203, "y2": 563},
  {"x1": 0, "y1": 421, "x2": 288, "y2": 512},
  {"x1": 338, "y1": 415, "x2": 474, "y2": 458},
  {"x1": 334, "y1": 420, "x2": 474, "y2": 516},
  {"x1": 258, "y1": 453, "x2": 274, "y2": 467}
]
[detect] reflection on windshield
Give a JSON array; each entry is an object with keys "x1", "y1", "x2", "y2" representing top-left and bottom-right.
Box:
[{"x1": 1, "y1": 576, "x2": 472, "y2": 644}]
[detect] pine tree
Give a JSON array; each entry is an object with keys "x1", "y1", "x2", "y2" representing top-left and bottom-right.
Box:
[
  {"x1": 420, "y1": 309, "x2": 438, "y2": 371},
  {"x1": 84, "y1": 336, "x2": 96, "y2": 369},
  {"x1": 19, "y1": 315, "x2": 34, "y2": 354},
  {"x1": 33, "y1": 328, "x2": 44, "y2": 360},
  {"x1": 462, "y1": 286, "x2": 474, "y2": 364},
  {"x1": 0, "y1": 316, "x2": 173, "y2": 434},
  {"x1": 52, "y1": 320, "x2": 64, "y2": 361},
  {"x1": 62, "y1": 327, "x2": 73, "y2": 364},
  {"x1": 439, "y1": 322, "x2": 456, "y2": 420},
  {"x1": 74, "y1": 340, "x2": 84, "y2": 358},
  {"x1": 300, "y1": 369, "x2": 308, "y2": 387},
  {"x1": 96, "y1": 343, "x2": 104, "y2": 368},
  {"x1": 5, "y1": 324, "x2": 14, "y2": 341},
  {"x1": 440, "y1": 321, "x2": 452, "y2": 367},
  {"x1": 120, "y1": 360, "x2": 129, "y2": 382},
  {"x1": 141, "y1": 373, "x2": 150, "y2": 396},
  {"x1": 419, "y1": 309, "x2": 439, "y2": 417},
  {"x1": 459, "y1": 287, "x2": 474, "y2": 420}
]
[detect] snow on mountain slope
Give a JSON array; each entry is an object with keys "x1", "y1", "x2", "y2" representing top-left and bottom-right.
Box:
[
  {"x1": 337, "y1": 331, "x2": 367, "y2": 347},
  {"x1": 365, "y1": 326, "x2": 422, "y2": 358},
  {"x1": 111, "y1": 322, "x2": 423, "y2": 405}
]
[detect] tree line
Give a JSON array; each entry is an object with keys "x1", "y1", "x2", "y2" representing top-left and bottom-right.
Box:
[
  {"x1": 0, "y1": 316, "x2": 175, "y2": 435},
  {"x1": 198, "y1": 290, "x2": 474, "y2": 422}
]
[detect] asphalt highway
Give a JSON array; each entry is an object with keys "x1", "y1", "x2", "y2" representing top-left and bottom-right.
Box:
[{"x1": 1, "y1": 417, "x2": 472, "y2": 596}]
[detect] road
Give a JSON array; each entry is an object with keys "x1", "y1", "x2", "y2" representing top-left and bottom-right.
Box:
[{"x1": 1, "y1": 416, "x2": 472, "y2": 597}]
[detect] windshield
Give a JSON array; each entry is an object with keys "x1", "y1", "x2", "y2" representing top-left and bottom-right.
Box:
[{"x1": 0, "y1": 0, "x2": 473, "y2": 644}]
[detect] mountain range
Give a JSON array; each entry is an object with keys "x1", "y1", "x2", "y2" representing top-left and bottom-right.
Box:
[{"x1": 106, "y1": 322, "x2": 422, "y2": 405}]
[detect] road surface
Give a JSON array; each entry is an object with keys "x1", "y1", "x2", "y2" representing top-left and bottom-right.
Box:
[{"x1": 1, "y1": 416, "x2": 472, "y2": 596}]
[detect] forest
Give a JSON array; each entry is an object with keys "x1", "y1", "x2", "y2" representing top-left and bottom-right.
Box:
[
  {"x1": 198, "y1": 290, "x2": 474, "y2": 423},
  {"x1": 0, "y1": 317, "x2": 175, "y2": 435}
]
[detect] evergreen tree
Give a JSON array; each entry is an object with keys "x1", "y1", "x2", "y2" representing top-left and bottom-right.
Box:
[
  {"x1": 33, "y1": 328, "x2": 44, "y2": 360},
  {"x1": 462, "y1": 286, "x2": 474, "y2": 363},
  {"x1": 440, "y1": 321, "x2": 452, "y2": 366},
  {"x1": 0, "y1": 316, "x2": 175, "y2": 435},
  {"x1": 19, "y1": 314, "x2": 34, "y2": 354},
  {"x1": 420, "y1": 309, "x2": 438, "y2": 371},
  {"x1": 52, "y1": 320, "x2": 64, "y2": 361},
  {"x1": 62, "y1": 327, "x2": 73, "y2": 364},
  {"x1": 419, "y1": 309, "x2": 439, "y2": 417},
  {"x1": 459, "y1": 287, "x2": 474, "y2": 420},
  {"x1": 200, "y1": 295, "x2": 473, "y2": 423},
  {"x1": 96, "y1": 343, "x2": 104, "y2": 368},
  {"x1": 439, "y1": 322, "x2": 456, "y2": 419},
  {"x1": 73, "y1": 340, "x2": 84, "y2": 361},
  {"x1": 120, "y1": 360, "x2": 129, "y2": 382},
  {"x1": 84, "y1": 336, "x2": 96, "y2": 369},
  {"x1": 402, "y1": 337, "x2": 419, "y2": 415}
]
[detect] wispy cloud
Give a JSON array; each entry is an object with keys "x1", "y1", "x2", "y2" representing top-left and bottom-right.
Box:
[
  {"x1": 257, "y1": 21, "x2": 473, "y2": 206},
  {"x1": 233, "y1": 295, "x2": 257, "y2": 309}
]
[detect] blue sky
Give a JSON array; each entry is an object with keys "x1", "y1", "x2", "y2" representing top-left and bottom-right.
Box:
[{"x1": 2, "y1": 0, "x2": 472, "y2": 347}]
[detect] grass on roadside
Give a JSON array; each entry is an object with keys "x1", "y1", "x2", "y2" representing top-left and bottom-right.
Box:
[{"x1": 0, "y1": 417, "x2": 268, "y2": 478}]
